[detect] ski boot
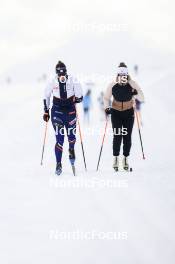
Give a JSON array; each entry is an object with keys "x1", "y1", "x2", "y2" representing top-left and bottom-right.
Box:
[
  {"x1": 69, "y1": 148, "x2": 76, "y2": 176},
  {"x1": 113, "y1": 156, "x2": 119, "y2": 172},
  {"x1": 122, "y1": 156, "x2": 129, "y2": 171},
  {"x1": 55, "y1": 162, "x2": 62, "y2": 176}
]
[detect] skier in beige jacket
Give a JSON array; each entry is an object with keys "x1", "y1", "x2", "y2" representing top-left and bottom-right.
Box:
[{"x1": 104, "y1": 62, "x2": 144, "y2": 171}]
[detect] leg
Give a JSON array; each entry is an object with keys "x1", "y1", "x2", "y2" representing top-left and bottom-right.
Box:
[
  {"x1": 83, "y1": 108, "x2": 88, "y2": 123},
  {"x1": 111, "y1": 110, "x2": 122, "y2": 156},
  {"x1": 51, "y1": 107, "x2": 65, "y2": 163},
  {"x1": 55, "y1": 128, "x2": 64, "y2": 163},
  {"x1": 65, "y1": 111, "x2": 77, "y2": 163},
  {"x1": 122, "y1": 109, "x2": 134, "y2": 157},
  {"x1": 85, "y1": 108, "x2": 90, "y2": 124}
]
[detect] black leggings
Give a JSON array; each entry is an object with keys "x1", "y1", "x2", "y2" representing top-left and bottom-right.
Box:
[{"x1": 111, "y1": 108, "x2": 134, "y2": 157}]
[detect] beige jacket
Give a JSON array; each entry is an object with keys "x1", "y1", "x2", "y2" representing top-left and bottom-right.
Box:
[{"x1": 103, "y1": 79, "x2": 145, "y2": 110}]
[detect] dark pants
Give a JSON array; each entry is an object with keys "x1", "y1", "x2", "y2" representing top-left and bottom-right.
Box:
[
  {"x1": 111, "y1": 108, "x2": 134, "y2": 157},
  {"x1": 83, "y1": 107, "x2": 90, "y2": 123},
  {"x1": 51, "y1": 105, "x2": 77, "y2": 163}
]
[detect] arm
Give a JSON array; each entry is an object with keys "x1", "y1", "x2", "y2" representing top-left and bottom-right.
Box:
[
  {"x1": 43, "y1": 81, "x2": 53, "y2": 122},
  {"x1": 73, "y1": 78, "x2": 83, "y2": 103},
  {"x1": 43, "y1": 81, "x2": 53, "y2": 110},
  {"x1": 103, "y1": 82, "x2": 115, "y2": 109},
  {"x1": 129, "y1": 79, "x2": 145, "y2": 102}
]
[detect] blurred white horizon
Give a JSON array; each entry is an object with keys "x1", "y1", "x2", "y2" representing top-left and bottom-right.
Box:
[{"x1": 0, "y1": 0, "x2": 175, "y2": 82}]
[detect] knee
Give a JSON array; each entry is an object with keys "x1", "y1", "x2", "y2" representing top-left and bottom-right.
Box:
[
  {"x1": 56, "y1": 132, "x2": 65, "y2": 145},
  {"x1": 55, "y1": 142, "x2": 63, "y2": 151},
  {"x1": 67, "y1": 126, "x2": 76, "y2": 139},
  {"x1": 68, "y1": 138, "x2": 76, "y2": 145}
]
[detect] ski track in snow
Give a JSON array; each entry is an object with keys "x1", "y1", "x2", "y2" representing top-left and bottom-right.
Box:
[{"x1": 0, "y1": 70, "x2": 175, "y2": 264}]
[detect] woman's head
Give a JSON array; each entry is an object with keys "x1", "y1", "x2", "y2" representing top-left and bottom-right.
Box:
[
  {"x1": 86, "y1": 89, "x2": 91, "y2": 96},
  {"x1": 116, "y1": 62, "x2": 130, "y2": 84},
  {"x1": 56, "y1": 61, "x2": 67, "y2": 77}
]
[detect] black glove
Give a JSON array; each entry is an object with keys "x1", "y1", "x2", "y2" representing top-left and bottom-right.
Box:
[
  {"x1": 132, "y1": 89, "x2": 138, "y2": 96},
  {"x1": 75, "y1": 96, "x2": 83, "y2": 103},
  {"x1": 105, "y1": 108, "x2": 112, "y2": 115},
  {"x1": 43, "y1": 110, "x2": 50, "y2": 122}
]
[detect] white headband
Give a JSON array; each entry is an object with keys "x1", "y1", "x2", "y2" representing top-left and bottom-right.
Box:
[{"x1": 117, "y1": 67, "x2": 128, "y2": 75}]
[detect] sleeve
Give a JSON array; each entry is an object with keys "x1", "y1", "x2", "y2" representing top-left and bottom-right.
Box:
[
  {"x1": 43, "y1": 80, "x2": 53, "y2": 111},
  {"x1": 129, "y1": 79, "x2": 145, "y2": 102},
  {"x1": 103, "y1": 82, "x2": 115, "y2": 109},
  {"x1": 73, "y1": 77, "x2": 83, "y2": 99}
]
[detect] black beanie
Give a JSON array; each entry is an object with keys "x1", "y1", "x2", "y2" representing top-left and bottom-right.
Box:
[
  {"x1": 118, "y1": 62, "x2": 127, "y2": 68},
  {"x1": 55, "y1": 61, "x2": 67, "y2": 75}
]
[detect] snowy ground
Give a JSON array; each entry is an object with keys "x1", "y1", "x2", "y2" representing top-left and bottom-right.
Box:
[{"x1": 0, "y1": 69, "x2": 175, "y2": 264}]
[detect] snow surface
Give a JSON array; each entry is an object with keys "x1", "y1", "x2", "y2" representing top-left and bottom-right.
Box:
[{"x1": 0, "y1": 68, "x2": 175, "y2": 264}]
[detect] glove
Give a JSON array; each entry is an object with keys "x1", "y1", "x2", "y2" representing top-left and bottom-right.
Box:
[
  {"x1": 43, "y1": 110, "x2": 50, "y2": 122},
  {"x1": 75, "y1": 96, "x2": 83, "y2": 103},
  {"x1": 132, "y1": 88, "x2": 138, "y2": 96},
  {"x1": 105, "y1": 108, "x2": 111, "y2": 115}
]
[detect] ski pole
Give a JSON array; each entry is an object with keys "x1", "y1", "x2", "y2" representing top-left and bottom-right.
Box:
[
  {"x1": 96, "y1": 117, "x2": 109, "y2": 171},
  {"x1": 40, "y1": 121, "x2": 48, "y2": 165},
  {"x1": 135, "y1": 109, "x2": 145, "y2": 159},
  {"x1": 76, "y1": 109, "x2": 87, "y2": 171}
]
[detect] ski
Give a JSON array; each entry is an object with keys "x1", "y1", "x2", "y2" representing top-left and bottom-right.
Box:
[
  {"x1": 125, "y1": 167, "x2": 133, "y2": 172},
  {"x1": 114, "y1": 167, "x2": 133, "y2": 172},
  {"x1": 114, "y1": 167, "x2": 119, "y2": 172}
]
